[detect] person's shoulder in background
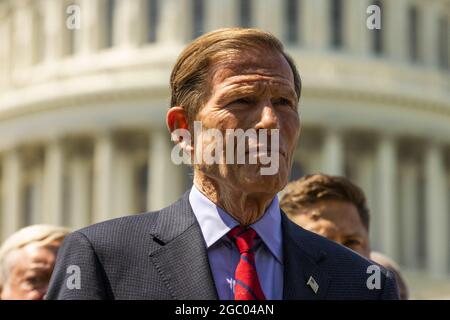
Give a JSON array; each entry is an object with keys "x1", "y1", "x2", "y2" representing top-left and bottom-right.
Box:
[{"x1": 370, "y1": 251, "x2": 409, "y2": 300}]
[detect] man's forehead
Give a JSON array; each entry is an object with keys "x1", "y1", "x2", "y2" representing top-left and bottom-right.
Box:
[
  {"x1": 302, "y1": 213, "x2": 365, "y2": 237},
  {"x1": 303, "y1": 201, "x2": 364, "y2": 226},
  {"x1": 22, "y1": 243, "x2": 58, "y2": 258},
  {"x1": 316, "y1": 200, "x2": 356, "y2": 214},
  {"x1": 211, "y1": 49, "x2": 294, "y2": 86}
]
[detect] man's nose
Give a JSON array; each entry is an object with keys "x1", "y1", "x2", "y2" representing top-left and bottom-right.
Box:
[{"x1": 255, "y1": 104, "x2": 279, "y2": 130}]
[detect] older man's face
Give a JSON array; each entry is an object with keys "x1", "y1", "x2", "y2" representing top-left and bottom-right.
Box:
[
  {"x1": 194, "y1": 48, "x2": 300, "y2": 194},
  {"x1": 0, "y1": 241, "x2": 61, "y2": 300}
]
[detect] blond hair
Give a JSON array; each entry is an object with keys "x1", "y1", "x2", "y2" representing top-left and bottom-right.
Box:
[
  {"x1": 170, "y1": 27, "x2": 302, "y2": 125},
  {"x1": 0, "y1": 225, "x2": 70, "y2": 288}
]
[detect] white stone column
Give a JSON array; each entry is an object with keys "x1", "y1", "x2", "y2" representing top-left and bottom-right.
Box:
[
  {"x1": 375, "y1": 136, "x2": 399, "y2": 260},
  {"x1": 93, "y1": 133, "x2": 115, "y2": 223},
  {"x1": 399, "y1": 161, "x2": 420, "y2": 269},
  {"x1": 68, "y1": 157, "x2": 91, "y2": 229},
  {"x1": 147, "y1": 129, "x2": 185, "y2": 211},
  {"x1": 31, "y1": 169, "x2": 44, "y2": 225},
  {"x1": 116, "y1": 0, "x2": 142, "y2": 47},
  {"x1": 12, "y1": 0, "x2": 35, "y2": 80},
  {"x1": 0, "y1": 4, "x2": 11, "y2": 87},
  {"x1": 345, "y1": 0, "x2": 370, "y2": 54},
  {"x1": 353, "y1": 153, "x2": 378, "y2": 248},
  {"x1": 253, "y1": 0, "x2": 283, "y2": 40},
  {"x1": 421, "y1": 2, "x2": 439, "y2": 67},
  {"x1": 157, "y1": 0, "x2": 192, "y2": 43},
  {"x1": 98, "y1": 0, "x2": 117, "y2": 48},
  {"x1": 42, "y1": 0, "x2": 64, "y2": 62},
  {"x1": 78, "y1": 0, "x2": 103, "y2": 54},
  {"x1": 385, "y1": 0, "x2": 408, "y2": 61},
  {"x1": 114, "y1": 153, "x2": 134, "y2": 216},
  {"x1": 204, "y1": 0, "x2": 237, "y2": 31},
  {"x1": 321, "y1": 130, "x2": 344, "y2": 176},
  {"x1": 1, "y1": 150, "x2": 22, "y2": 240},
  {"x1": 42, "y1": 140, "x2": 64, "y2": 226},
  {"x1": 425, "y1": 143, "x2": 449, "y2": 276},
  {"x1": 302, "y1": 0, "x2": 330, "y2": 49}
]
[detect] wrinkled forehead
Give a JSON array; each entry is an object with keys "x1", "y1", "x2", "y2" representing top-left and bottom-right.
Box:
[{"x1": 210, "y1": 48, "x2": 295, "y2": 89}]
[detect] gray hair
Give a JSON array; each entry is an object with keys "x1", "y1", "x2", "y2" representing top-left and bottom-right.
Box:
[{"x1": 0, "y1": 225, "x2": 70, "y2": 289}]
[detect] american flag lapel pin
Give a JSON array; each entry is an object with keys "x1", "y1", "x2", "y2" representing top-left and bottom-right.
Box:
[{"x1": 307, "y1": 276, "x2": 319, "y2": 294}]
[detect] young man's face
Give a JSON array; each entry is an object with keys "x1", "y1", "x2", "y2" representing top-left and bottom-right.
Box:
[{"x1": 289, "y1": 200, "x2": 371, "y2": 258}]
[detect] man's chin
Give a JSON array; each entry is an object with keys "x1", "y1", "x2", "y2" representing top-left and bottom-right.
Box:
[{"x1": 236, "y1": 170, "x2": 287, "y2": 194}]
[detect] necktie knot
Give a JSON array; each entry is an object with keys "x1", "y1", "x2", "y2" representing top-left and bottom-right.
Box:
[{"x1": 227, "y1": 226, "x2": 258, "y2": 254}]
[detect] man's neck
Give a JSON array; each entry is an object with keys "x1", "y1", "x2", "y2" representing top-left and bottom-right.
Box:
[{"x1": 193, "y1": 172, "x2": 276, "y2": 226}]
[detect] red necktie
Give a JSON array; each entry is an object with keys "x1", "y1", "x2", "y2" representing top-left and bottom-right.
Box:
[{"x1": 228, "y1": 226, "x2": 266, "y2": 300}]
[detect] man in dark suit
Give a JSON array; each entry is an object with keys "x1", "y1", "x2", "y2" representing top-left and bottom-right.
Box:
[{"x1": 46, "y1": 28, "x2": 399, "y2": 300}]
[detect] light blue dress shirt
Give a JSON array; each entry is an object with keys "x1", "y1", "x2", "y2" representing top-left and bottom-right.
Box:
[{"x1": 189, "y1": 185, "x2": 284, "y2": 300}]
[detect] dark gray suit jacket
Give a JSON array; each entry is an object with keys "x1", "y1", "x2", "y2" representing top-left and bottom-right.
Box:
[{"x1": 46, "y1": 191, "x2": 399, "y2": 300}]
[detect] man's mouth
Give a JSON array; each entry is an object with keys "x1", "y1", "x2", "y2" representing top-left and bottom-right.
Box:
[{"x1": 245, "y1": 146, "x2": 286, "y2": 158}]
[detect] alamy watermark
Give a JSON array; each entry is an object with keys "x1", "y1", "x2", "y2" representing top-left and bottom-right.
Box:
[
  {"x1": 66, "y1": 265, "x2": 81, "y2": 290},
  {"x1": 66, "y1": 4, "x2": 81, "y2": 30},
  {"x1": 64, "y1": 4, "x2": 382, "y2": 31},
  {"x1": 366, "y1": 264, "x2": 381, "y2": 290},
  {"x1": 367, "y1": 5, "x2": 381, "y2": 30},
  {"x1": 170, "y1": 121, "x2": 280, "y2": 176}
]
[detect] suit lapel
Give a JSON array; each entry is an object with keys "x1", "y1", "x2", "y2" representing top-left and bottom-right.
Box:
[
  {"x1": 147, "y1": 194, "x2": 331, "y2": 300},
  {"x1": 281, "y1": 212, "x2": 330, "y2": 300},
  {"x1": 148, "y1": 192, "x2": 218, "y2": 300}
]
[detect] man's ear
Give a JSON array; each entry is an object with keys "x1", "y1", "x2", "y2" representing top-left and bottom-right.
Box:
[
  {"x1": 166, "y1": 106, "x2": 189, "y2": 133},
  {"x1": 166, "y1": 106, "x2": 193, "y2": 154}
]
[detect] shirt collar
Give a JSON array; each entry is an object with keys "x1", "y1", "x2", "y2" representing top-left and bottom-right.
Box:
[{"x1": 189, "y1": 185, "x2": 283, "y2": 263}]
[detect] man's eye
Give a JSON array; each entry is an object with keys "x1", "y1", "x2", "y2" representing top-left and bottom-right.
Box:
[
  {"x1": 26, "y1": 275, "x2": 48, "y2": 286},
  {"x1": 344, "y1": 239, "x2": 361, "y2": 247},
  {"x1": 27, "y1": 277, "x2": 39, "y2": 284},
  {"x1": 273, "y1": 98, "x2": 293, "y2": 107},
  {"x1": 231, "y1": 98, "x2": 252, "y2": 105}
]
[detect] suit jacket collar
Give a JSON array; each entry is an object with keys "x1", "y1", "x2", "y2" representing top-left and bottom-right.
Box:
[
  {"x1": 148, "y1": 192, "x2": 330, "y2": 300},
  {"x1": 189, "y1": 185, "x2": 284, "y2": 264}
]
